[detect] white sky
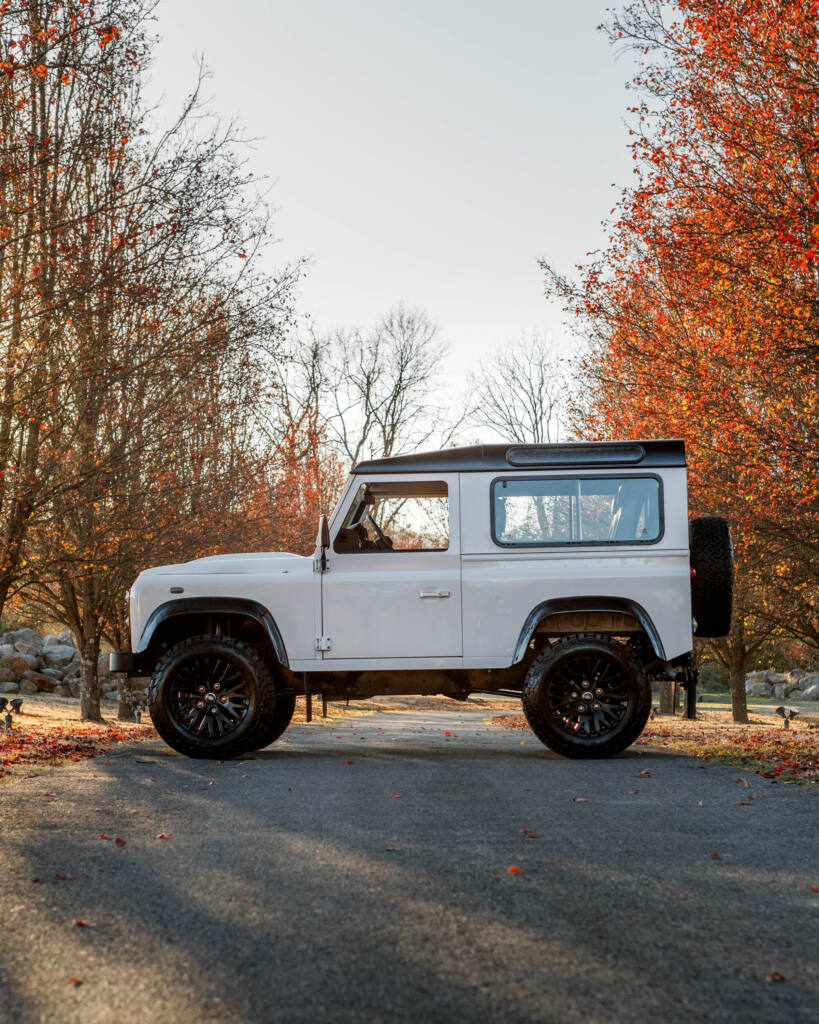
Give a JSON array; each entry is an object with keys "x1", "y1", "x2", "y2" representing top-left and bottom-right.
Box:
[{"x1": 149, "y1": 0, "x2": 635, "y2": 378}]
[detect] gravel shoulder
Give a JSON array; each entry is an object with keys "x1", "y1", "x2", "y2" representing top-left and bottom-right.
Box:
[{"x1": 0, "y1": 707, "x2": 817, "y2": 1024}]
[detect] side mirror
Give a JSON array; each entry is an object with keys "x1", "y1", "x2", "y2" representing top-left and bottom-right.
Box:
[{"x1": 317, "y1": 514, "x2": 330, "y2": 550}]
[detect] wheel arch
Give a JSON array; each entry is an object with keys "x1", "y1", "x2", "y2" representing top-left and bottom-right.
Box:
[
  {"x1": 136, "y1": 598, "x2": 289, "y2": 671},
  {"x1": 512, "y1": 597, "x2": 666, "y2": 663}
]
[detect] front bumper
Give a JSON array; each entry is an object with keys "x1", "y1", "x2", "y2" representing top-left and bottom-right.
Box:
[{"x1": 109, "y1": 652, "x2": 147, "y2": 676}]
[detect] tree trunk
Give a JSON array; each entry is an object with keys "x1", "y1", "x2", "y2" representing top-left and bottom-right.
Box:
[
  {"x1": 117, "y1": 675, "x2": 136, "y2": 722},
  {"x1": 79, "y1": 634, "x2": 102, "y2": 722},
  {"x1": 729, "y1": 657, "x2": 749, "y2": 724},
  {"x1": 658, "y1": 681, "x2": 674, "y2": 715}
]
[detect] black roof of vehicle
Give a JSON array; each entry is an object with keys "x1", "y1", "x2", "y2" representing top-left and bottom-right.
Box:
[{"x1": 353, "y1": 440, "x2": 686, "y2": 475}]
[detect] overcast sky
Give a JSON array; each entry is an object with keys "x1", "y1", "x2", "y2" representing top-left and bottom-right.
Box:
[{"x1": 149, "y1": 0, "x2": 635, "y2": 376}]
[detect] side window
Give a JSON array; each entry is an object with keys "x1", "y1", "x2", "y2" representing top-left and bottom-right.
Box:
[
  {"x1": 334, "y1": 481, "x2": 449, "y2": 553},
  {"x1": 492, "y1": 476, "x2": 662, "y2": 546}
]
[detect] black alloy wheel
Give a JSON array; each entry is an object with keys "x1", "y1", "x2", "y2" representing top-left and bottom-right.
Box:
[
  {"x1": 149, "y1": 635, "x2": 279, "y2": 759},
  {"x1": 168, "y1": 652, "x2": 252, "y2": 740},
  {"x1": 522, "y1": 635, "x2": 651, "y2": 758}
]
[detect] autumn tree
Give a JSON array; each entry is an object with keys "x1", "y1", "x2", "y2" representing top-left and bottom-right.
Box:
[
  {"x1": 542, "y1": 0, "x2": 819, "y2": 720},
  {"x1": 4, "y1": 2, "x2": 298, "y2": 720}
]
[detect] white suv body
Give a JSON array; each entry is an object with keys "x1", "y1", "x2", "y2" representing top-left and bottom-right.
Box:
[{"x1": 113, "y1": 441, "x2": 732, "y2": 760}]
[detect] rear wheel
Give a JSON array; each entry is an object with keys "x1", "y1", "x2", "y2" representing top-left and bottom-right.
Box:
[
  {"x1": 522, "y1": 635, "x2": 651, "y2": 758},
  {"x1": 148, "y1": 635, "x2": 279, "y2": 759}
]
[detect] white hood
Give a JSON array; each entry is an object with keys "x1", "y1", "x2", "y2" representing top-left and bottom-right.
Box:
[{"x1": 145, "y1": 551, "x2": 308, "y2": 575}]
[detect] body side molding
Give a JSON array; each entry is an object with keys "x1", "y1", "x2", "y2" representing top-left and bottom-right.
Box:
[
  {"x1": 512, "y1": 596, "x2": 666, "y2": 664},
  {"x1": 136, "y1": 597, "x2": 289, "y2": 668}
]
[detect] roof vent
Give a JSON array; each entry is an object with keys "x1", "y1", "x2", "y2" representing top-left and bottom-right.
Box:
[{"x1": 505, "y1": 443, "x2": 646, "y2": 467}]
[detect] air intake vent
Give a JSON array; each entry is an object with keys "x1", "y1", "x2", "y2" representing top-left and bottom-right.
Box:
[{"x1": 505, "y1": 443, "x2": 646, "y2": 467}]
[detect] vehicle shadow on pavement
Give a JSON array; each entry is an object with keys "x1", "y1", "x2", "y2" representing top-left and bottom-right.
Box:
[{"x1": 2, "y1": 726, "x2": 817, "y2": 1024}]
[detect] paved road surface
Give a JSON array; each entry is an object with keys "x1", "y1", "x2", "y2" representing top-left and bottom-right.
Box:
[{"x1": 1, "y1": 709, "x2": 817, "y2": 1024}]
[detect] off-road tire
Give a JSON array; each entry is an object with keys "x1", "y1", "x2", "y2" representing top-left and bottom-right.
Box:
[
  {"x1": 689, "y1": 516, "x2": 734, "y2": 638},
  {"x1": 522, "y1": 635, "x2": 651, "y2": 758},
  {"x1": 243, "y1": 692, "x2": 296, "y2": 752},
  {"x1": 149, "y1": 635, "x2": 278, "y2": 759}
]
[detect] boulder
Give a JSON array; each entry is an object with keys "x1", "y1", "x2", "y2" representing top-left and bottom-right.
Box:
[
  {"x1": 0, "y1": 667, "x2": 16, "y2": 683},
  {"x1": 42, "y1": 644, "x2": 78, "y2": 669},
  {"x1": 58, "y1": 629, "x2": 75, "y2": 647},
  {"x1": 14, "y1": 640, "x2": 40, "y2": 656},
  {"x1": 18, "y1": 679, "x2": 38, "y2": 695},
  {"x1": 1, "y1": 654, "x2": 39, "y2": 676},
  {"x1": 801, "y1": 682, "x2": 819, "y2": 701},
  {"x1": 43, "y1": 635, "x2": 61, "y2": 647},
  {"x1": 0, "y1": 680, "x2": 17, "y2": 694},
  {"x1": 21, "y1": 669, "x2": 57, "y2": 693},
  {"x1": 53, "y1": 684, "x2": 72, "y2": 698},
  {"x1": 787, "y1": 690, "x2": 804, "y2": 702},
  {"x1": 40, "y1": 667, "x2": 64, "y2": 681},
  {"x1": 0, "y1": 631, "x2": 15, "y2": 646},
  {"x1": 0, "y1": 643, "x2": 15, "y2": 660},
  {"x1": 772, "y1": 682, "x2": 786, "y2": 699},
  {"x1": 102, "y1": 689, "x2": 118, "y2": 702},
  {"x1": 745, "y1": 680, "x2": 770, "y2": 698},
  {"x1": 764, "y1": 671, "x2": 786, "y2": 686},
  {"x1": 784, "y1": 678, "x2": 807, "y2": 698},
  {"x1": 14, "y1": 628, "x2": 43, "y2": 649}
]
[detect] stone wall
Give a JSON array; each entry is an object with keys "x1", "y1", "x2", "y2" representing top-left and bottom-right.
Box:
[
  {"x1": 745, "y1": 669, "x2": 819, "y2": 701},
  {"x1": 0, "y1": 628, "x2": 129, "y2": 702}
]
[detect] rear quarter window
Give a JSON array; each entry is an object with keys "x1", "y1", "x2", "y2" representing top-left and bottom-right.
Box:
[{"x1": 491, "y1": 475, "x2": 663, "y2": 547}]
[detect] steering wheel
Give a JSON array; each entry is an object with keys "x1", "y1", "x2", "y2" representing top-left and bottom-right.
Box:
[{"x1": 365, "y1": 512, "x2": 393, "y2": 551}]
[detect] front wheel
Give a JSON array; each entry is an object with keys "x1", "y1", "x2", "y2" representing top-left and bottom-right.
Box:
[
  {"x1": 521, "y1": 636, "x2": 651, "y2": 758},
  {"x1": 148, "y1": 635, "x2": 280, "y2": 759}
]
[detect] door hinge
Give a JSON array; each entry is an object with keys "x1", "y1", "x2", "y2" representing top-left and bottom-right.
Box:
[{"x1": 315, "y1": 636, "x2": 332, "y2": 652}]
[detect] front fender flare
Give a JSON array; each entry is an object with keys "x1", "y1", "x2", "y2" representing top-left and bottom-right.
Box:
[
  {"x1": 512, "y1": 596, "x2": 666, "y2": 664},
  {"x1": 136, "y1": 597, "x2": 289, "y2": 668}
]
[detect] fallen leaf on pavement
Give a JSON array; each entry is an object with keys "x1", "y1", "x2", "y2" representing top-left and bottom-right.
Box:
[
  {"x1": 508, "y1": 865, "x2": 521, "y2": 874},
  {"x1": 73, "y1": 919, "x2": 95, "y2": 927},
  {"x1": 768, "y1": 972, "x2": 786, "y2": 983},
  {"x1": 70, "y1": 978, "x2": 83, "y2": 987},
  {"x1": 636, "y1": 770, "x2": 651, "y2": 778},
  {"x1": 390, "y1": 794, "x2": 400, "y2": 799},
  {"x1": 99, "y1": 834, "x2": 108, "y2": 840},
  {"x1": 629, "y1": 790, "x2": 639, "y2": 795},
  {"x1": 32, "y1": 877, "x2": 44, "y2": 884},
  {"x1": 523, "y1": 829, "x2": 537, "y2": 838},
  {"x1": 711, "y1": 853, "x2": 721, "y2": 860},
  {"x1": 572, "y1": 797, "x2": 588, "y2": 803},
  {"x1": 114, "y1": 838, "x2": 126, "y2": 847},
  {"x1": 810, "y1": 886, "x2": 819, "y2": 892},
  {"x1": 156, "y1": 833, "x2": 172, "y2": 839},
  {"x1": 55, "y1": 873, "x2": 69, "y2": 880}
]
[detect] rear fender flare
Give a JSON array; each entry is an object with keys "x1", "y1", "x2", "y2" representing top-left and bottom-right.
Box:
[{"x1": 512, "y1": 597, "x2": 666, "y2": 663}]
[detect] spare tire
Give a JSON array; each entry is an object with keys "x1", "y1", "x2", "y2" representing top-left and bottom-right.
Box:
[{"x1": 689, "y1": 516, "x2": 734, "y2": 637}]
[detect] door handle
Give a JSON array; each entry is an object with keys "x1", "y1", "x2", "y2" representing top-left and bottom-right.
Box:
[{"x1": 419, "y1": 590, "x2": 451, "y2": 599}]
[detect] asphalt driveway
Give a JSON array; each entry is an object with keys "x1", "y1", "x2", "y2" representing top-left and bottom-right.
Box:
[{"x1": 0, "y1": 709, "x2": 817, "y2": 1023}]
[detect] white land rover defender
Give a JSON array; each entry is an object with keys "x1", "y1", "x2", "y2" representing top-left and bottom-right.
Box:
[{"x1": 111, "y1": 441, "x2": 733, "y2": 759}]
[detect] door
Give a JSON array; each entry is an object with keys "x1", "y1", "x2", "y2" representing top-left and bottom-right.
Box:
[{"x1": 321, "y1": 474, "x2": 462, "y2": 661}]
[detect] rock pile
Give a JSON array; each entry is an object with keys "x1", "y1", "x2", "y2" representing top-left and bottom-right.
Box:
[
  {"x1": 745, "y1": 669, "x2": 819, "y2": 701},
  {"x1": 0, "y1": 628, "x2": 124, "y2": 702}
]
